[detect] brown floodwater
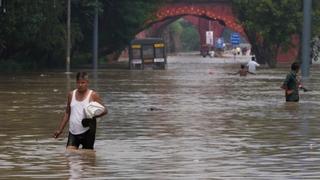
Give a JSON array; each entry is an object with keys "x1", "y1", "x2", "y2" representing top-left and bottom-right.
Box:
[{"x1": 1, "y1": 55, "x2": 320, "y2": 179}]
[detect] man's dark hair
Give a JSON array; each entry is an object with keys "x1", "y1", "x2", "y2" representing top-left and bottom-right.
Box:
[
  {"x1": 251, "y1": 56, "x2": 255, "y2": 61},
  {"x1": 76, "y1": 72, "x2": 89, "y2": 81},
  {"x1": 241, "y1": 64, "x2": 245, "y2": 69},
  {"x1": 291, "y1": 62, "x2": 300, "y2": 71}
]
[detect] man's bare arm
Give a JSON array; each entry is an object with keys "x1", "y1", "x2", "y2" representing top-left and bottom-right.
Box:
[
  {"x1": 53, "y1": 92, "x2": 72, "y2": 138},
  {"x1": 91, "y1": 91, "x2": 108, "y2": 118}
]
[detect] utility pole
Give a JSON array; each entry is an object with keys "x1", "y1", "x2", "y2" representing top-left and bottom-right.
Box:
[
  {"x1": 0, "y1": 0, "x2": 6, "y2": 13},
  {"x1": 66, "y1": 0, "x2": 71, "y2": 73},
  {"x1": 301, "y1": 0, "x2": 312, "y2": 79},
  {"x1": 93, "y1": 0, "x2": 98, "y2": 71}
]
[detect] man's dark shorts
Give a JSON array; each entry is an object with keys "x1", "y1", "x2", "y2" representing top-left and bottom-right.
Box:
[{"x1": 66, "y1": 120, "x2": 96, "y2": 149}]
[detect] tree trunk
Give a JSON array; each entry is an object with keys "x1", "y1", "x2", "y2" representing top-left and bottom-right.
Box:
[
  {"x1": 259, "y1": 42, "x2": 277, "y2": 68},
  {"x1": 244, "y1": 28, "x2": 266, "y2": 65},
  {"x1": 252, "y1": 43, "x2": 266, "y2": 65},
  {"x1": 244, "y1": 28, "x2": 278, "y2": 68}
]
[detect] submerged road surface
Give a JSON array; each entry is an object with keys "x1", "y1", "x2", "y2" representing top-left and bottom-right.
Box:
[{"x1": 1, "y1": 54, "x2": 320, "y2": 179}]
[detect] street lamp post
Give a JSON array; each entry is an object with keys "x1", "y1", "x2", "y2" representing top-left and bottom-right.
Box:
[
  {"x1": 0, "y1": 0, "x2": 6, "y2": 13},
  {"x1": 92, "y1": 0, "x2": 99, "y2": 90},
  {"x1": 93, "y1": 0, "x2": 98, "y2": 71},
  {"x1": 66, "y1": 0, "x2": 71, "y2": 73},
  {"x1": 301, "y1": 0, "x2": 312, "y2": 79}
]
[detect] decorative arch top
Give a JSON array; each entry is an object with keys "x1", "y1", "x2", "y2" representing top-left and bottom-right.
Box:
[{"x1": 154, "y1": 3, "x2": 245, "y2": 37}]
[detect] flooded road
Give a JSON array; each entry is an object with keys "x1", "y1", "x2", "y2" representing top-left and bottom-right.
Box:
[{"x1": 1, "y1": 54, "x2": 320, "y2": 179}]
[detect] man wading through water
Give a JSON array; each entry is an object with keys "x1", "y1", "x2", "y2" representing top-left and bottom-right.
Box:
[
  {"x1": 53, "y1": 72, "x2": 107, "y2": 150},
  {"x1": 281, "y1": 62, "x2": 309, "y2": 102}
]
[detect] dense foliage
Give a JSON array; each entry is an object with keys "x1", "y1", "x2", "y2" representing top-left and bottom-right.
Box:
[
  {"x1": 99, "y1": 0, "x2": 160, "y2": 61},
  {"x1": 311, "y1": 1, "x2": 320, "y2": 61},
  {"x1": 0, "y1": 0, "x2": 160, "y2": 71},
  {"x1": 0, "y1": 1, "x2": 66, "y2": 70},
  {"x1": 312, "y1": 0, "x2": 320, "y2": 37},
  {"x1": 232, "y1": 0, "x2": 302, "y2": 67},
  {"x1": 0, "y1": 0, "x2": 99, "y2": 70},
  {"x1": 179, "y1": 19, "x2": 200, "y2": 52}
]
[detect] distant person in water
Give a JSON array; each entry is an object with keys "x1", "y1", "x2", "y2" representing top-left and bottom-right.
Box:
[
  {"x1": 233, "y1": 64, "x2": 255, "y2": 76},
  {"x1": 247, "y1": 56, "x2": 260, "y2": 74},
  {"x1": 281, "y1": 62, "x2": 309, "y2": 102}
]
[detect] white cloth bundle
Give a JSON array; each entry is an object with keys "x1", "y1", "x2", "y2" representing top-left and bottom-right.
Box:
[{"x1": 84, "y1": 101, "x2": 105, "y2": 119}]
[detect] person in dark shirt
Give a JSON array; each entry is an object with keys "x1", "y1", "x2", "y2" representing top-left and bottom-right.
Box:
[{"x1": 281, "y1": 62, "x2": 309, "y2": 102}]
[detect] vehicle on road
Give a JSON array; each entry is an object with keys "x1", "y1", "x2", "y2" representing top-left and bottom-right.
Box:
[{"x1": 129, "y1": 38, "x2": 167, "y2": 70}]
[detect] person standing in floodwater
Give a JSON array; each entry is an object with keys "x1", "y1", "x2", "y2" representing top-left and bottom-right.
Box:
[
  {"x1": 53, "y1": 72, "x2": 107, "y2": 150},
  {"x1": 281, "y1": 62, "x2": 306, "y2": 102},
  {"x1": 233, "y1": 64, "x2": 255, "y2": 76},
  {"x1": 247, "y1": 56, "x2": 260, "y2": 74}
]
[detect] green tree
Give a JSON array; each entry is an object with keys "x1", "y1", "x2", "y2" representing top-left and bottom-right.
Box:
[
  {"x1": 232, "y1": 0, "x2": 302, "y2": 67},
  {"x1": 312, "y1": 1, "x2": 320, "y2": 37},
  {"x1": 180, "y1": 19, "x2": 200, "y2": 51},
  {"x1": 0, "y1": 0, "x2": 99, "y2": 70},
  {"x1": 168, "y1": 20, "x2": 183, "y2": 52},
  {"x1": 309, "y1": 1, "x2": 320, "y2": 62},
  {"x1": 99, "y1": 0, "x2": 161, "y2": 61},
  {"x1": 0, "y1": 1, "x2": 67, "y2": 69}
]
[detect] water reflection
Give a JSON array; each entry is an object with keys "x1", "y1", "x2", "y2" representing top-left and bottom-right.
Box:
[
  {"x1": 65, "y1": 151, "x2": 96, "y2": 180},
  {"x1": 0, "y1": 56, "x2": 320, "y2": 179}
]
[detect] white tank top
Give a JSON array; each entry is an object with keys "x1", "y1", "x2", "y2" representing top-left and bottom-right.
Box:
[{"x1": 69, "y1": 89, "x2": 92, "y2": 135}]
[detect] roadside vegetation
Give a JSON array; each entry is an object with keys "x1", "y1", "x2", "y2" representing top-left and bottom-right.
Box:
[{"x1": 0, "y1": 0, "x2": 319, "y2": 71}]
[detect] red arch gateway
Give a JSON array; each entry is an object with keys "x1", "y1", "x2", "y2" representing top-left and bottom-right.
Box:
[
  {"x1": 154, "y1": 3, "x2": 245, "y2": 37},
  {"x1": 137, "y1": 2, "x2": 297, "y2": 63}
]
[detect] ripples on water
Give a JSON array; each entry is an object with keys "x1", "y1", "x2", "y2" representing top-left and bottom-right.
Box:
[{"x1": 1, "y1": 56, "x2": 320, "y2": 179}]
